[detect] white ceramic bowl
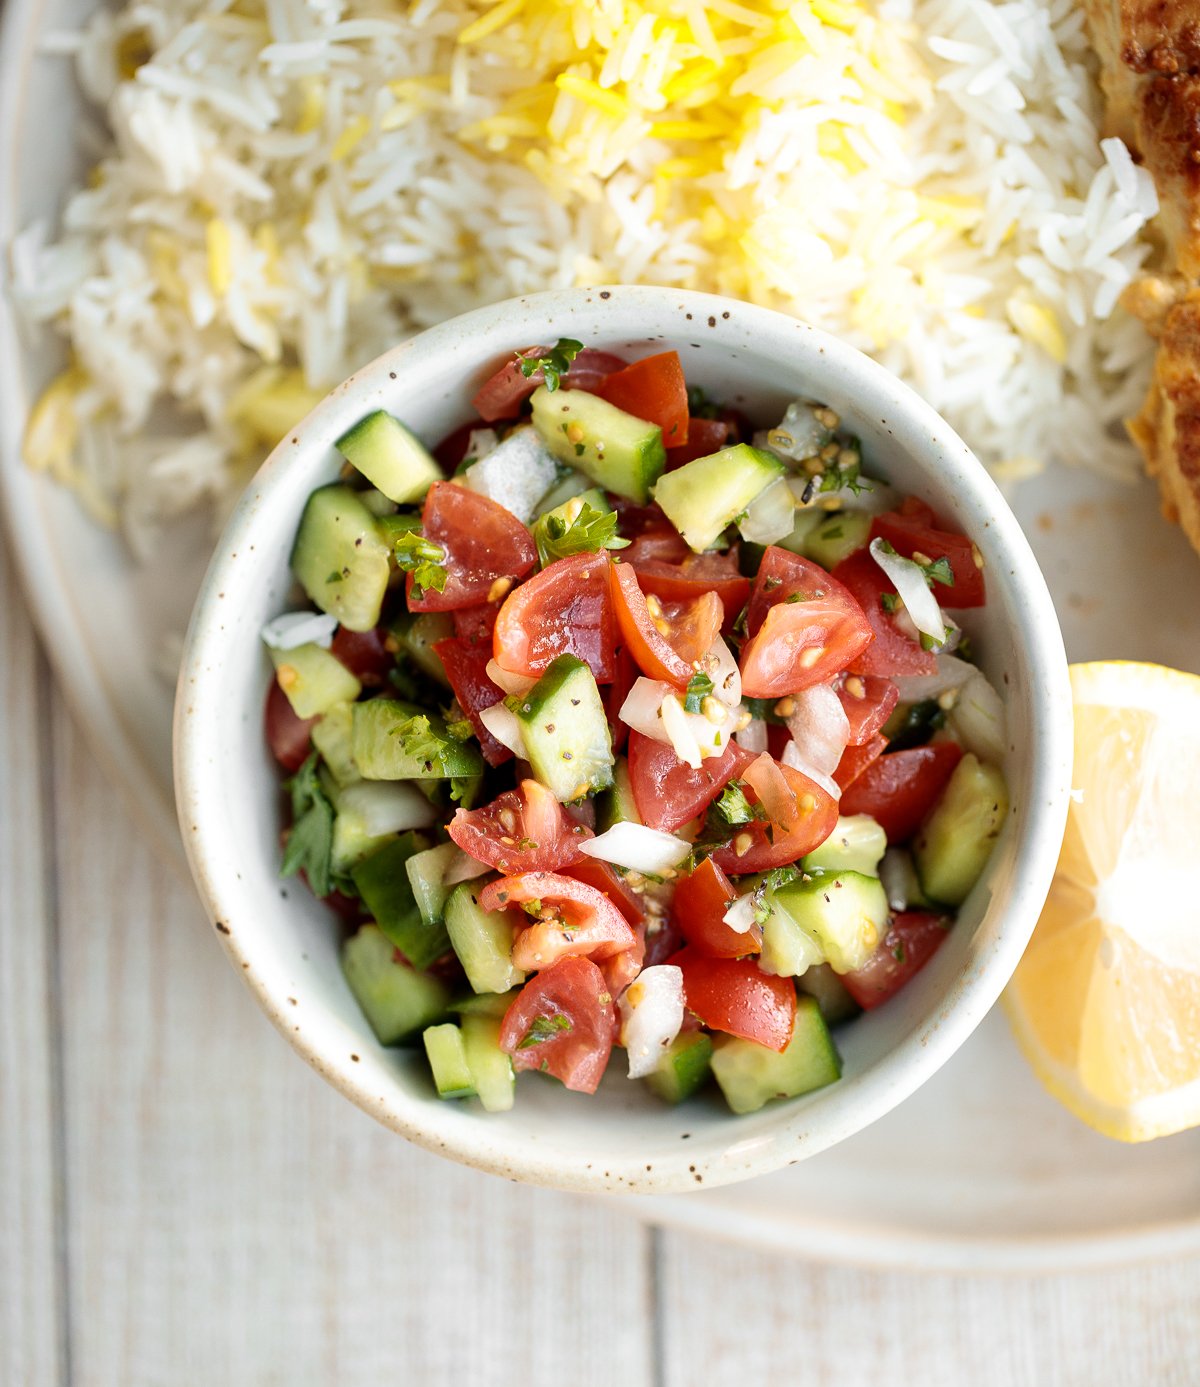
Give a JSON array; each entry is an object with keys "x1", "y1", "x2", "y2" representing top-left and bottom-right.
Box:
[{"x1": 175, "y1": 286, "x2": 1072, "y2": 1194}]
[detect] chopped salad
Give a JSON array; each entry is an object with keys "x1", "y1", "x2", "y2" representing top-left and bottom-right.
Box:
[{"x1": 263, "y1": 341, "x2": 1009, "y2": 1115}]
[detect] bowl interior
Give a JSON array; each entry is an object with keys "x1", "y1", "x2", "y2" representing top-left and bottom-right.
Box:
[{"x1": 176, "y1": 287, "x2": 1070, "y2": 1194}]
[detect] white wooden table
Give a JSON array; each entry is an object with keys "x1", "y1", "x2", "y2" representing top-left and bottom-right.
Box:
[{"x1": 3, "y1": 543, "x2": 1198, "y2": 1387}]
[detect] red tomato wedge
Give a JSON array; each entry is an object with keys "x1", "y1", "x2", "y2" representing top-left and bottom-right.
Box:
[
  {"x1": 665, "y1": 416, "x2": 729, "y2": 470},
  {"x1": 562, "y1": 857, "x2": 646, "y2": 927},
  {"x1": 432, "y1": 636, "x2": 511, "y2": 767},
  {"x1": 710, "y1": 754, "x2": 839, "y2": 874},
  {"x1": 499, "y1": 956, "x2": 616, "y2": 1093},
  {"x1": 595, "y1": 350, "x2": 689, "y2": 446},
  {"x1": 833, "y1": 732, "x2": 887, "y2": 792},
  {"x1": 471, "y1": 347, "x2": 627, "y2": 422},
  {"x1": 448, "y1": 781, "x2": 591, "y2": 875},
  {"x1": 481, "y1": 872, "x2": 638, "y2": 970},
  {"x1": 493, "y1": 552, "x2": 616, "y2": 682},
  {"x1": 264, "y1": 681, "x2": 315, "y2": 773},
  {"x1": 451, "y1": 602, "x2": 501, "y2": 647},
  {"x1": 605, "y1": 645, "x2": 638, "y2": 754},
  {"x1": 829, "y1": 548, "x2": 937, "y2": 678},
  {"x1": 623, "y1": 533, "x2": 750, "y2": 626},
  {"x1": 599, "y1": 924, "x2": 646, "y2": 997},
  {"x1": 840, "y1": 743, "x2": 963, "y2": 842},
  {"x1": 407, "y1": 482, "x2": 536, "y2": 613},
  {"x1": 836, "y1": 673, "x2": 899, "y2": 746},
  {"x1": 671, "y1": 857, "x2": 760, "y2": 958},
  {"x1": 871, "y1": 511, "x2": 985, "y2": 607},
  {"x1": 330, "y1": 625, "x2": 393, "y2": 686},
  {"x1": 841, "y1": 912, "x2": 949, "y2": 1010},
  {"x1": 738, "y1": 547, "x2": 873, "y2": 698},
  {"x1": 672, "y1": 951, "x2": 795, "y2": 1052},
  {"x1": 611, "y1": 562, "x2": 723, "y2": 687},
  {"x1": 628, "y1": 732, "x2": 755, "y2": 833}
]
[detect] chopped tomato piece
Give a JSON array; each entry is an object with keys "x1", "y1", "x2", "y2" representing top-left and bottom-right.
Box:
[
  {"x1": 599, "y1": 923, "x2": 646, "y2": 997},
  {"x1": 841, "y1": 911, "x2": 949, "y2": 1010},
  {"x1": 670, "y1": 857, "x2": 760, "y2": 958},
  {"x1": 471, "y1": 346, "x2": 627, "y2": 422},
  {"x1": 611, "y1": 562, "x2": 723, "y2": 688},
  {"x1": 595, "y1": 350, "x2": 689, "y2": 446},
  {"x1": 264, "y1": 680, "x2": 315, "y2": 773},
  {"x1": 643, "y1": 917, "x2": 685, "y2": 968},
  {"x1": 672, "y1": 951, "x2": 796, "y2": 1052},
  {"x1": 623, "y1": 533, "x2": 750, "y2": 626},
  {"x1": 627, "y1": 731, "x2": 755, "y2": 833},
  {"x1": 499, "y1": 956, "x2": 616, "y2": 1093},
  {"x1": 407, "y1": 482, "x2": 537, "y2": 613},
  {"x1": 481, "y1": 872, "x2": 637, "y2": 970},
  {"x1": 562, "y1": 857, "x2": 646, "y2": 926},
  {"x1": 833, "y1": 733, "x2": 887, "y2": 792},
  {"x1": 330, "y1": 625, "x2": 393, "y2": 686},
  {"x1": 448, "y1": 781, "x2": 591, "y2": 875},
  {"x1": 433, "y1": 419, "x2": 504, "y2": 472},
  {"x1": 432, "y1": 636, "x2": 511, "y2": 767},
  {"x1": 605, "y1": 645, "x2": 638, "y2": 753},
  {"x1": 451, "y1": 602, "x2": 501, "y2": 647},
  {"x1": 836, "y1": 673, "x2": 899, "y2": 746},
  {"x1": 665, "y1": 416, "x2": 729, "y2": 470},
  {"x1": 840, "y1": 743, "x2": 964, "y2": 842},
  {"x1": 738, "y1": 547, "x2": 874, "y2": 698},
  {"x1": 492, "y1": 552, "x2": 617, "y2": 682},
  {"x1": 871, "y1": 511, "x2": 985, "y2": 607},
  {"x1": 829, "y1": 548, "x2": 937, "y2": 678},
  {"x1": 710, "y1": 754, "x2": 839, "y2": 874}
]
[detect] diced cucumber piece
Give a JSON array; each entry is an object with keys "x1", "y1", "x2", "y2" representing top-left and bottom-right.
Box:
[
  {"x1": 352, "y1": 835, "x2": 451, "y2": 970},
  {"x1": 804, "y1": 509, "x2": 872, "y2": 570},
  {"x1": 464, "y1": 425, "x2": 560, "y2": 524},
  {"x1": 653, "y1": 444, "x2": 785, "y2": 552},
  {"x1": 645, "y1": 1031, "x2": 713, "y2": 1104},
  {"x1": 534, "y1": 475, "x2": 603, "y2": 521},
  {"x1": 341, "y1": 924, "x2": 449, "y2": 1044},
  {"x1": 331, "y1": 808, "x2": 393, "y2": 875},
  {"x1": 444, "y1": 882, "x2": 525, "y2": 994},
  {"x1": 774, "y1": 508, "x2": 824, "y2": 556},
  {"x1": 359, "y1": 488, "x2": 399, "y2": 518},
  {"x1": 913, "y1": 754, "x2": 1009, "y2": 906},
  {"x1": 511, "y1": 654, "x2": 614, "y2": 802},
  {"x1": 291, "y1": 484, "x2": 391, "y2": 631},
  {"x1": 771, "y1": 870, "x2": 890, "y2": 974},
  {"x1": 351, "y1": 700, "x2": 484, "y2": 781},
  {"x1": 461, "y1": 1013, "x2": 516, "y2": 1112},
  {"x1": 393, "y1": 612, "x2": 454, "y2": 686},
  {"x1": 596, "y1": 757, "x2": 640, "y2": 831},
  {"x1": 450, "y1": 988, "x2": 521, "y2": 1018},
  {"x1": 530, "y1": 386, "x2": 665, "y2": 503},
  {"x1": 423, "y1": 1023, "x2": 477, "y2": 1099},
  {"x1": 711, "y1": 996, "x2": 841, "y2": 1114},
  {"x1": 311, "y1": 700, "x2": 360, "y2": 786},
  {"x1": 405, "y1": 841, "x2": 460, "y2": 927},
  {"x1": 335, "y1": 410, "x2": 442, "y2": 505},
  {"x1": 797, "y1": 963, "x2": 861, "y2": 1026},
  {"x1": 759, "y1": 897, "x2": 825, "y2": 978},
  {"x1": 270, "y1": 643, "x2": 361, "y2": 720},
  {"x1": 803, "y1": 815, "x2": 887, "y2": 877}
]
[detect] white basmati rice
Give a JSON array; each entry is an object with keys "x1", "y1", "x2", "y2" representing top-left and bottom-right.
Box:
[{"x1": 12, "y1": 0, "x2": 1159, "y2": 561}]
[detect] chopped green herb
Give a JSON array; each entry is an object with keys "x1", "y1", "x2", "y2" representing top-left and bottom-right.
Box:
[
  {"x1": 518, "y1": 338, "x2": 584, "y2": 392},
  {"x1": 884, "y1": 698, "x2": 946, "y2": 751},
  {"x1": 279, "y1": 751, "x2": 335, "y2": 899},
  {"x1": 820, "y1": 524, "x2": 844, "y2": 541},
  {"x1": 880, "y1": 592, "x2": 900, "y2": 615},
  {"x1": 686, "y1": 385, "x2": 723, "y2": 420},
  {"x1": 533, "y1": 500, "x2": 630, "y2": 566},
  {"x1": 713, "y1": 782, "x2": 762, "y2": 826},
  {"x1": 519, "y1": 1013, "x2": 573, "y2": 1047},
  {"x1": 393, "y1": 530, "x2": 449, "y2": 599},
  {"x1": 449, "y1": 775, "x2": 483, "y2": 807},
  {"x1": 444, "y1": 716, "x2": 475, "y2": 742},
  {"x1": 924, "y1": 556, "x2": 955, "y2": 587},
  {"x1": 742, "y1": 697, "x2": 785, "y2": 725},
  {"x1": 684, "y1": 670, "x2": 715, "y2": 714},
  {"x1": 326, "y1": 570, "x2": 344, "y2": 584},
  {"x1": 892, "y1": 941, "x2": 907, "y2": 962}
]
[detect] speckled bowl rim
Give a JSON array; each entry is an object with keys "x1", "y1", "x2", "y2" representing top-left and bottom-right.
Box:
[{"x1": 175, "y1": 286, "x2": 1072, "y2": 1195}]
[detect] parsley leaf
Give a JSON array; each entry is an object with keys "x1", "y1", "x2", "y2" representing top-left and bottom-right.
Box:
[
  {"x1": 444, "y1": 716, "x2": 475, "y2": 742},
  {"x1": 924, "y1": 556, "x2": 955, "y2": 587},
  {"x1": 280, "y1": 751, "x2": 335, "y2": 899},
  {"x1": 686, "y1": 385, "x2": 724, "y2": 420},
  {"x1": 880, "y1": 591, "x2": 900, "y2": 615},
  {"x1": 683, "y1": 670, "x2": 715, "y2": 714},
  {"x1": 533, "y1": 500, "x2": 630, "y2": 566},
  {"x1": 518, "y1": 1013, "x2": 573, "y2": 1048},
  {"x1": 518, "y1": 338, "x2": 584, "y2": 392},
  {"x1": 393, "y1": 530, "x2": 449, "y2": 599},
  {"x1": 713, "y1": 782, "x2": 762, "y2": 826},
  {"x1": 450, "y1": 774, "x2": 483, "y2": 807},
  {"x1": 743, "y1": 696, "x2": 785, "y2": 725}
]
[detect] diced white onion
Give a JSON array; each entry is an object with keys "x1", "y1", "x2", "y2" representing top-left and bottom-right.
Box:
[
  {"x1": 735, "y1": 716, "x2": 768, "y2": 752},
  {"x1": 879, "y1": 848, "x2": 912, "y2": 912},
  {"x1": 579, "y1": 821, "x2": 692, "y2": 875},
  {"x1": 463, "y1": 425, "x2": 560, "y2": 524},
  {"x1": 335, "y1": 781, "x2": 438, "y2": 836},
  {"x1": 948, "y1": 669, "x2": 1007, "y2": 764},
  {"x1": 619, "y1": 966, "x2": 685, "y2": 1080},
  {"x1": 869, "y1": 537, "x2": 946, "y2": 643},
  {"x1": 660, "y1": 692, "x2": 703, "y2": 769},
  {"x1": 479, "y1": 702, "x2": 528, "y2": 759},
  {"x1": 737, "y1": 478, "x2": 795, "y2": 544},
  {"x1": 703, "y1": 636, "x2": 742, "y2": 707},
  {"x1": 261, "y1": 610, "x2": 338, "y2": 651},
  {"x1": 444, "y1": 849, "x2": 492, "y2": 885},
  {"x1": 464, "y1": 428, "x2": 499, "y2": 460},
  {"x1": 619, "y1": 676, "x2": 675, "y2": 744},
  {"x1": 781, "y1": 740, "x2": 842, "y2": 801},
  {"x1": 722, "y1": 891, "x2": 759, "y2": 935},
  {"x1": 894, "y1": 653, "x2": 975, "y2": 702},
  {"x1": 621, "y1": 642, "x2": 741, "y2": 766},
  {"x1": 759, "y1": 401, "x2": 829, "y2": 461},
  {"x1": 786, "y1": 683, "x2": 850, "y2": 778},
  {"x1": 486, "y1": 659, "x2": 536, "y2": 697}
]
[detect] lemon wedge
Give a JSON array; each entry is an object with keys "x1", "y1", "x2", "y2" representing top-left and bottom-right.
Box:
[{"x1": 1003, "y1": 661, "x2": 1200, "y2": 1141}]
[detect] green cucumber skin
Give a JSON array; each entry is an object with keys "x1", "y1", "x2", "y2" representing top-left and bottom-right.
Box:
[
  {"x1": 290, "y1": 484, "x2": 392, "y2": 632},
  {"x1": 336, "y1": 410, "x2": 442, "y2": 505},
  {"x1": 444, "y1": 882, "x2": 525, "y2": 995},
  {"x1": 804, "y1": 510, "x2": 872, "y2": 570},
  {"x1": 405, "y1": 841, "x2": 460, "y2": 927},
  {"x1": 512, "y1": 654, "x2": 614, "y2": 802},
  {"x1": 351, "y1": 834, "x2": 450, "y2": 970},
  {"x1": 341, "y1": 924, "x2": 449, "y2": 1045},
  {"x1": 530, "y1": 386, "x2": 665, "y2": 503},
  {"x1": 710, "y1": 996, "x2": 841, "y2": 1115},
  {"x1": 423, "y1": 1022, "x2": 477, "y2": 1099},
  {"x1": 461, "y1": 1014, "x2": 516, "y2": 1112},
  {"x1": 646, "y1": 1032, "x2": 714, "y2": 1104}
]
